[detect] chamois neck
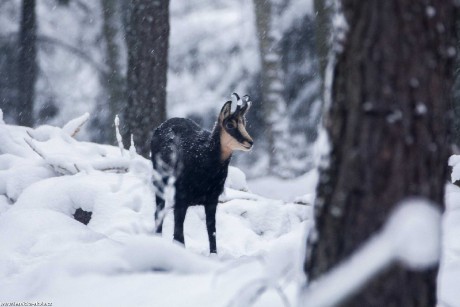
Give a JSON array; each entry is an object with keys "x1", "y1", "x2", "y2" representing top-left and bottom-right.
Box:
[{"x1": 211, "y1": 122, "x2": 232, "y2": 163}]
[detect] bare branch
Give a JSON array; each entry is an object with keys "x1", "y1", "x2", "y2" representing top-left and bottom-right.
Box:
[
  {"x1": 0, "y1": 32, "x2": 108, "y2": 76},
  {"x1": 94, "y1": 165, "x2": 129, "y2": 173},
  {"x1": 37, "y1": 34, "x2": 108, "y2": 75}
]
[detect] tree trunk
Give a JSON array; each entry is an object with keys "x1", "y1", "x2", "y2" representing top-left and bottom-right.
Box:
[
  {"x1": 305, "y1": 1, "x2": 457, "y2": 306},
  {"x1": 17, "y1": 0, "x2": 37, "y2": 127},
  {"x1": 452, "y1": 17, "x2": 460, "y2": 150},
  {"x1": 313, "y1": 0, "x2": 332, "y2": 85},
  {"x1": 253, "y1": 0, "x2": 291, "y2": 178},
  {"x1": 124, "y1": 0, "x2": 169, "y2": 157},
  {"x1": 92, "y1": 0, "x2": 125, "y2": 144}
]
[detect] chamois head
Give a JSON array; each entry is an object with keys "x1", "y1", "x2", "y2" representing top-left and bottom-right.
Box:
[{"x1": 218, "y1": 93, "x2": 253, "y2": 158}]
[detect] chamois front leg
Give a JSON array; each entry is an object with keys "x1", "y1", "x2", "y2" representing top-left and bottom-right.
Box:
[
  {"x1": 173, "y1": 206, "x2": 187, "y2": 245},
  {"x1": 205, "y1": 202, "x2": 218, "y2": 254}
]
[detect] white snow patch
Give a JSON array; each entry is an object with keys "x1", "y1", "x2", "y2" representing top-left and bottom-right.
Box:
[
  {"x1": 226, "y1": 166, "x2": 249, "y2": 192},
  {"x1": 249, "y1": 169, "x2": 318, "y2": 202},
  {"x1": 448, "y1": 155, "x2": 460, "y2": 183}
]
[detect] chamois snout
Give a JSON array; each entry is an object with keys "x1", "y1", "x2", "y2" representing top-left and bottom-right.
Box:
[
  {"x1": 243, "y1": 139, "x2": 253, "y2": 150},
  {"x1": 237, "y1": 131, "x2": 253, "y2": 151}
]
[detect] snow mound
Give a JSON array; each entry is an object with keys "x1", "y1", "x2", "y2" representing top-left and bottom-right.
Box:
[
  {"x1": 248, "y1": 170, "x2": 318, "y2": 202},
  {"x1": 225, "y1": 166, "x2": 249, "y2": 191},
  {"x1": 449, "y1": 155, "x2": 460, "y2": 183}
]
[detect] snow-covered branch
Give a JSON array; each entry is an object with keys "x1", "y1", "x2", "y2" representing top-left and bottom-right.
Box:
[
  {"x1": 24, "y1": 136, "x2": 77, "y2": 175},
  {"x1": 62, "y1": 112, "x2": 90, "y2": 137},
  {"x1": 24, "y1": 135, "x2": 130, "y2": 175},
  {"x1": 298, "y1": 199, "x2": 441, "y2": 307},
  {"x1": 129, "y1": 134, "x2": 137, "y2": 157},
  {"x1": 115, "y1": 115, "x2": 124, "y2": 156}
]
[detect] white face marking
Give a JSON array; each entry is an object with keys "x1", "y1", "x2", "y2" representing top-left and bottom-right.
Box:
[
  {"x1": 221, "y1": 129, "x2": 247, "y2": 151},
  {"x1": 237, "y1": 122, "x2": 252, "y2": 147},
  {"x1": 220, "y1": 119, "x2": 253, "y2": 162}
]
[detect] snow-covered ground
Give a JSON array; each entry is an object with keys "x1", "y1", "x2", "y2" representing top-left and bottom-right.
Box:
[
  {"x1": 0, "y1": 114, "x2": 459, "y2": 306},
  {"x1": 0, "y1": 114, "x2": 311, "y2": 306},
  {"x1": 248, "y1": 171, "x2": 317, "y2": 203}
]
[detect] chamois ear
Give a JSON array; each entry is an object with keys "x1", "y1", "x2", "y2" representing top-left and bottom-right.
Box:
[{"x1": 219, "y1": 100, "x2": 232, "y2": 122}]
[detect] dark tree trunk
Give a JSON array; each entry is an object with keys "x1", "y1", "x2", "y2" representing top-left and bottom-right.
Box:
[
  {"x1": 306, "y1": 1, "x2": 457, "y2": 306},
  {"x1": 452, "y1": 17, "x2": 460, "y2": 149},
  {"x1": 313, "y1": 0, "x2": 332, "y2": 85},
  {"x1": 124, "y1": 0, "x2": 169, "y2": 157},
  {"x1": 0, "y1": 36, "x2": 20, "y2": 123},
  {"x1": 17, "y1": 0, "x2": 37, "y2": 127}
]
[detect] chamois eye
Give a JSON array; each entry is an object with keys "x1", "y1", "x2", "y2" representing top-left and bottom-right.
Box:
[{"x1": 225, "y1": 122, "x2": 236, "y2": 129}]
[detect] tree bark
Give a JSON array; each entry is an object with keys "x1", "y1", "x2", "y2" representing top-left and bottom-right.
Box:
[
  {"x1": 17, "y1": 0, "x2": 37, "y2": 127},
  {"x1": 253, "y1": 0, "x2": 291, "y2": 178},
  {"x1": 92, "y1": 0, "x2": 126, "y2": 144},
  {"x1": 305, "y1": 1, "x2": 457, "y2": 306},
  {"x1": 313, "y1": 0, "x2": 332, "y2": 85},
  {"x1": 124, "y1": 0, "x2": 169, "y2": 157},
  {"x1": 452, "y1": 17, "x2": 460, "y2": 149}
]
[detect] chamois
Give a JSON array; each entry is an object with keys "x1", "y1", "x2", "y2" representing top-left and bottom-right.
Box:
[{"x1": 151, "y1": 94, "x2": 253, "y2": 254}]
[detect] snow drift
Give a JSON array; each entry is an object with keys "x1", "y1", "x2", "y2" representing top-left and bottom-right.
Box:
[{"x1": 0, "y1": 114, "x2": 311, "y2": 306}]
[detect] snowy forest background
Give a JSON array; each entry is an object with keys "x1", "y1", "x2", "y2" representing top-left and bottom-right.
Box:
[
  {"x1": 1, "y1": 0, "x2": 460, "y2": 307},
  {"x1": 0, "y1": 0, "x2": 321, "y2": 179}
]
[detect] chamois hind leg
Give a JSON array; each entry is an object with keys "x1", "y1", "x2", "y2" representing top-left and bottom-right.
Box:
[
  {"x1": 173, "y1": 206, "x2": 187, "y2": 245},
  {"x1": 155, "y1": 195, "x2": 165, "y2": 234},
  {"x1": 205, "y1": 203, "x2": 217, "y2": 254}
]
